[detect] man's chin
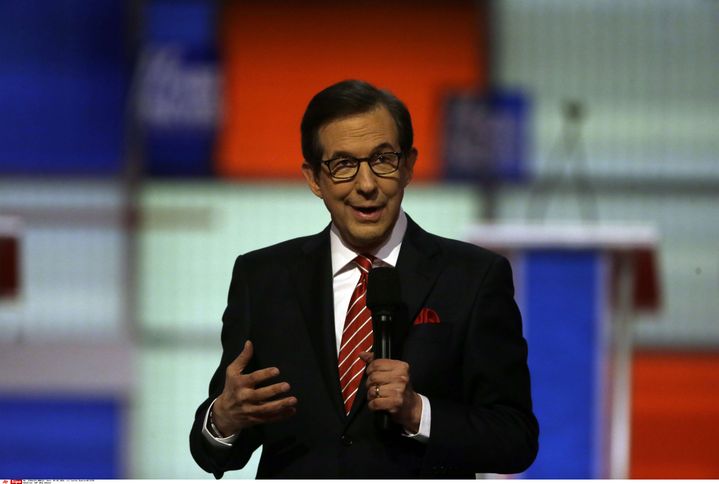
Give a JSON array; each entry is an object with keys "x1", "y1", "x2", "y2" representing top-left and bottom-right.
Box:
[{"x1": 346, "y1": 227, "x2": 389, "y2": 253}]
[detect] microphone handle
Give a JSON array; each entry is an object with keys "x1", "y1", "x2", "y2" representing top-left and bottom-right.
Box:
[
  {"x1": 375, "y1": 313, "x2": 392, "y2": 432},
  {"x1": 377, "y1": 314, "x2": 392, "y2": 360}
]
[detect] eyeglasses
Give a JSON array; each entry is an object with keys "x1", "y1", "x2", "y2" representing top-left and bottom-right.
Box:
[{"x1": 321, "y1": 151, "x2": 403, "y2": 180}]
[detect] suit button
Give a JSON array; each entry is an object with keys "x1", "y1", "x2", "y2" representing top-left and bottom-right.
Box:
[{"x1": 340, "y1": 434, "x2": 353, "y2": 446}]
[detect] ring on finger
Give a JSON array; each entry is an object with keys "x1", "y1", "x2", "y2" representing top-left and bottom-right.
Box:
[{"x1": 374, "y1": 384, "x2": 381, "y2": 398}]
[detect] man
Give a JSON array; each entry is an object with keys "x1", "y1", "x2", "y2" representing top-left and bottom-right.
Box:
[{"x1": 190, "y1": 80, "x2": 538, "y2": 478}]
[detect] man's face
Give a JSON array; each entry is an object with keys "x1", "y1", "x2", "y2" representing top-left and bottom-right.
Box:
[{"x1": 302, "y1": 106, "x2": 416, "y2": 253}]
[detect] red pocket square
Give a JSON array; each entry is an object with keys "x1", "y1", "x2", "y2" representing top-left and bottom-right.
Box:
[{"x1": 413, "y1": 307, "x2": 441, "y2": 325}]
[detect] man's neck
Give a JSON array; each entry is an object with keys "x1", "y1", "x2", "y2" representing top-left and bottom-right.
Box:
[{"x1": 329, "y1": 210, "x2": 407, "y2": 273}]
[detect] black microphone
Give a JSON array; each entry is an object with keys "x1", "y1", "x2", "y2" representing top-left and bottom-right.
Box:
[{"x1": 367, "y1": 266, "x2": 402, "y2": 432}]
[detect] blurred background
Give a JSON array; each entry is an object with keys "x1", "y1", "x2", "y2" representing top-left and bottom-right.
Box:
[{"x1": 1, "y1": 0, "x2": 718, "y2": 478}]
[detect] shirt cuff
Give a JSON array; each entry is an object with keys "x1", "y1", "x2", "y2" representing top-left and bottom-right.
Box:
[
  {"x1": 402, "y1": 393, "x2": 431, "y2": 443},
  {"x1": 202, "y1": 397, "x2": 239, "y2": 448}
]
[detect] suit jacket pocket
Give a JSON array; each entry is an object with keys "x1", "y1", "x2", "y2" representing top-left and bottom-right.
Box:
[
  {"x1": 403, "y1": 323, "x2": 458, "y2": 397},
  {"x1": 406, "y1": 322, "x2": 452, "y2": 342}
]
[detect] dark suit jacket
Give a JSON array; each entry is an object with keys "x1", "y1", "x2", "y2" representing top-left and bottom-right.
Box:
[{"x1": 190, "y1": 215, "x2": 538, "y2": 478}]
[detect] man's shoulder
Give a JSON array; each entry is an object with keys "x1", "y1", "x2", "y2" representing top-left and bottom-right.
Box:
[
  {"x1": 412, "y1": 228, "x2": 514, "y2": 291},
  {"x1": 407, "y1": 217, "x2": 503, "y2": 265},
  {"x1": 430, "y1": 233, "x2": 506, "y2": 275},
  {"x1": 237, "y1": 229, "x2": 328, "y2": 265}
]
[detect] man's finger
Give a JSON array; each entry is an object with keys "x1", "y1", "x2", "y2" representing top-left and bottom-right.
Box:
[
  {"x1": 250, "y1": 396, "x2": 298, "y2": 417},
  {"x1": 228, "y1": 340, "x2": 254, "y2": 373},
  {"x1": 366, "y1": 371, "x2": 405, "y2": 388},
  {"x1": 366, "y1": 358, "x2": 408, "y2": 373},
  {"x1": 358, "y1": 351, "x2": 374, "y2": 363},
  {"x1": 243, "y1": 366, "x2": 281, "y2": 387},
  {"x1": 249, "y1": 381, "x2": 292, "y2": 403},
  {"x1": 254, "y1": 406, "x2": 297, "y2": 425},
  {"x1": 366, "y1": 364, "x2": 411, "y2": 388}
]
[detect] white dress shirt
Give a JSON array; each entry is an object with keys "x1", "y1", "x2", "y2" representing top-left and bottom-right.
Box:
[{"x1": 204, "y1": 210, "x2": 430, "y2": 447}]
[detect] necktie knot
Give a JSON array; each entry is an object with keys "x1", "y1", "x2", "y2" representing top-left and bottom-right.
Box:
[{"x1": 354, "y1": 254, "x2": 374, "y2": 274}]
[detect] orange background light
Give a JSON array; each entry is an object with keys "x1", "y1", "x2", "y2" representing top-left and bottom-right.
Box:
[{"x1": 216, "y1": 1, "x2": 487, "y2": 180}]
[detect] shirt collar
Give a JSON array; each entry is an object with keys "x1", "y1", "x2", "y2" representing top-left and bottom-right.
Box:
[{"x1": 330, "y1": 210, "x2": 407, "y2": 276}]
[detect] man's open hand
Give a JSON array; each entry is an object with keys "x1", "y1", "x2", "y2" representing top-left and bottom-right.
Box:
[{"x1": 212, "y1": 340, "x2": 297, "y2": 436}]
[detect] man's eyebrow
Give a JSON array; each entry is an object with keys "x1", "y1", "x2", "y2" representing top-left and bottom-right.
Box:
[{"x1": 326, "y1": 142, "x2": 396, "y2": 160}]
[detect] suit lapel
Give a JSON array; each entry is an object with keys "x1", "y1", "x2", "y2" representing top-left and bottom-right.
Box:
[
  {"x1": 395, "y1": 215, "x2": 443, "y2": 343},
  {"x1": 289, "y1": 226, "x2": 346, "y2": 421}
]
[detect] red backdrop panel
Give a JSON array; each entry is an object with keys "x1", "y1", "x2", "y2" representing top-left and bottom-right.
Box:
[
  {"x1": 216, "y1": 1, "x2": 487, "y2": 180},
  {"x1": 0, "y1": 237, "x2": 19, "y2": 298},
  {"x1": 631, "y1": 351, "x2": 719, "y2": 478}
]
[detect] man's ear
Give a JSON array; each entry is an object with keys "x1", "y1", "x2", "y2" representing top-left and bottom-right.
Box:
[
  {"x1": 301, "y1": 162, "x2": 323, "y2": 199},
  {"x1": 402, "y1": 148, "x2": 417, "y2": 186}
]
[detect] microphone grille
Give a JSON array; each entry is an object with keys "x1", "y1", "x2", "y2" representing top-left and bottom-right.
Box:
[{"x1": 366, "y1": 266, "x2": 401, "y2": 311}]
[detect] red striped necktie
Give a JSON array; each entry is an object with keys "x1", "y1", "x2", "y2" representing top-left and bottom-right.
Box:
[{"x1": 337, "y1": 254, "x2": 375, "y2": 414}]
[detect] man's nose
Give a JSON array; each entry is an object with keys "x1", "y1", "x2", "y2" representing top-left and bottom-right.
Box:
[{"x1": 354, "y1": 161, "x2": 379, "y2": 195}]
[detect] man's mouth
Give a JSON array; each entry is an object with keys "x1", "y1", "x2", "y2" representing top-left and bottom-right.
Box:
[
  {"x1": 350, "y1": 205, "x2": 384, "y2": 221},
  {"x1": 355, "y1": 206, "x2": 379, "y2": 214}
]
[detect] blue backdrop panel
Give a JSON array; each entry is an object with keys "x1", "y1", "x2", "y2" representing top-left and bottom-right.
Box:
[
  {"x1": 139, "y1": 0, "x2": 219, "y2": 177},
  {"x1": 522, "y1": 250, "x2": 602, "y2": 478},
  {"x1": 0, "y1": 396, "x2": 122, "y2": 478},
  {"x1": 0, "y1": 1, "x2": 128, "y2": 175},
  {"x1": 442, "y1": 90, "x2": 528, "y2": 182}
]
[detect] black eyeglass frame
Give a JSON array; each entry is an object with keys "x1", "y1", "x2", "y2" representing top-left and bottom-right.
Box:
[{"x1": 320, "y1": 151, "x2": 404, "y2": 181}]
